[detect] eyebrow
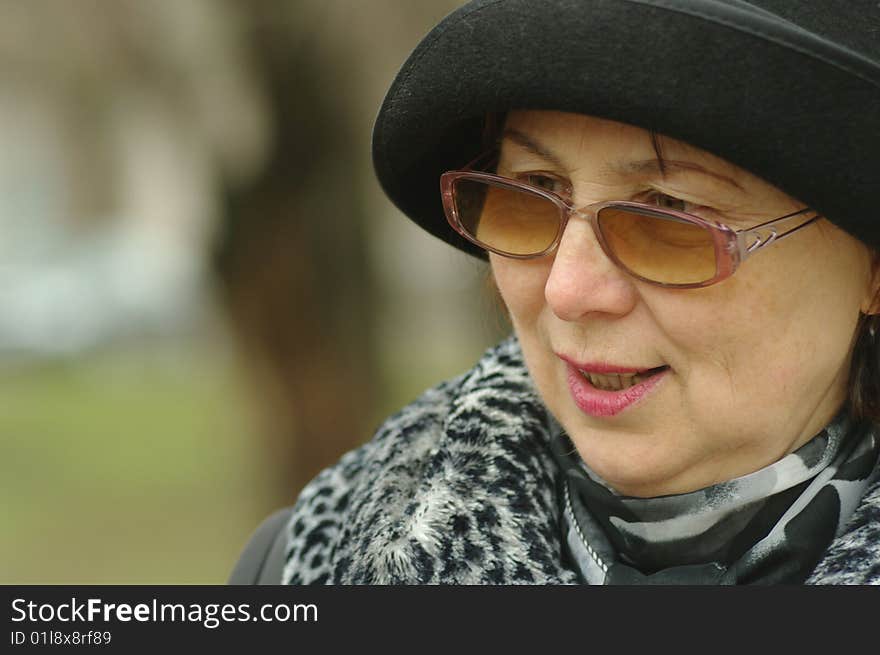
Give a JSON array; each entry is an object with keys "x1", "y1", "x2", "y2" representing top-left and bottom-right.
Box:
[
  {"x1": 501, "y1": 128, "x2": 567, "y2": 169},
  {"x1": 501, "y1": 128, "x2": 744, "y2": 191},
  {"x1": 611, "y1": 159, "x2": 745, "y2": 191}
]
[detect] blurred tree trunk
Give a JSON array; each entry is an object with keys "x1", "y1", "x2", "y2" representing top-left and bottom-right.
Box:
[{"x1": 212, "y1": 1, "x2": 377, "y2": 503}]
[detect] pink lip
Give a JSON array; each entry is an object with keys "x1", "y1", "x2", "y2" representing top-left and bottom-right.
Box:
[
  {"x1": 555, "y1": 353, "x2": 662, "y2": 375},
  {"x1": 559, "y1": 357, "x2": 668, "y2": 418},
  {"x1": 555, "y1": 353, "x2": 660, "y2": 374}
]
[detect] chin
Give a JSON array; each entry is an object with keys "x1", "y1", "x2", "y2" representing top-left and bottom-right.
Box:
[{"x1": 562, "y1": 419, "x2": 703, "y2": 497}]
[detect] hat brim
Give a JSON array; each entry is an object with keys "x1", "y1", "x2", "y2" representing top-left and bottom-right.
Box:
[{"x1": 372, "y1": 0, "x2": 880, "y2": 258}]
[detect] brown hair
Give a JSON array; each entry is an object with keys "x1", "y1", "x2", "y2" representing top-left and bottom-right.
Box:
[{"x1": 848, "y1": 292, "x2": 880, "y2": 423}]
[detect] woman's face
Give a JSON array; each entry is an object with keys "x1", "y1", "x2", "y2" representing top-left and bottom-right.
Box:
[{"x1": 491, "y1": 110, "x2": 877, "y2": 497}]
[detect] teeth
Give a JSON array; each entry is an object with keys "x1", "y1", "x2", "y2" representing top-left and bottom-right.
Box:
[{"x1": 581, "y1": 371, "x2": 645, "y2": 391}]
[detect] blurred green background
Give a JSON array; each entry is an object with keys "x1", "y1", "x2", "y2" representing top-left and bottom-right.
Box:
[{"x1": 0, "y1": 0, "x2": 506, "y2": 583}]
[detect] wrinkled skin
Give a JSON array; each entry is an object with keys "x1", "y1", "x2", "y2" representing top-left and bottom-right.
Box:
[{"x1": 491, "y1": 110, "x2": 878, "y2": 497}]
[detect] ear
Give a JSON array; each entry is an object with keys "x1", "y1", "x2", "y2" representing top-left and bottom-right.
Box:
[{"x1": 860, "y1": 249, "x2": 880, "y2": 315}]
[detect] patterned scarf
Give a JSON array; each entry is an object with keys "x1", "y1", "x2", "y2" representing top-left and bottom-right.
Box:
[
  {"x1": 281, "y1": 336, "x2": 880, "y2": 585},
  {"x1": 550, "y1": 412, "x2": 880, "y2": 584}
]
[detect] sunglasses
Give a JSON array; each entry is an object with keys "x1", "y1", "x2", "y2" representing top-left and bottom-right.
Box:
[{"x1": 440, "y1": 168, "x2": 820, "y2": 289}]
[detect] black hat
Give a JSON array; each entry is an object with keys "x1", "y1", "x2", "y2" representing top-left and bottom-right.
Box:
[{"x1": 372, "y1": 0, "x2": 880, "y2": 258}]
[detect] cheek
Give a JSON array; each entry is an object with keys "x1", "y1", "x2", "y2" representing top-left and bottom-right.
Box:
[
  {"x1": 489, "y1": 255, "x2": 550, "y2": 328},
  {"x1": 649, "y1": 245, "x2": 863, "y2": 414}
]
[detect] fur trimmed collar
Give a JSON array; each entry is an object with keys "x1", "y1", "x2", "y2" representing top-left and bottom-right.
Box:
[{"x1": 282, "y1": 337, "x2": 880, "y2": 584}]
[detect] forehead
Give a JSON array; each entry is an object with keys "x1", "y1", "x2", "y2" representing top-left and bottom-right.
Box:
[{"x1": 502, "y1": 110, "x2": 745, "y2": 179}]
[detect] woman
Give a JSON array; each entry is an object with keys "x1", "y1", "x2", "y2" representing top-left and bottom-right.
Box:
[{"x1": 232, "y1": 0, "x2": 880, "y2": 584}]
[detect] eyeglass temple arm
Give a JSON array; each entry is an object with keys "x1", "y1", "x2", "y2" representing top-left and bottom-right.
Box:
[{"x1": 736, "y1": 208, "x2": 820, "y2": 261}]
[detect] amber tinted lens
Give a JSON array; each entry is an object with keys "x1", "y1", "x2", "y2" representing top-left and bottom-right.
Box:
[
  {"x1": 597, "y1": 207, "x2": 718, "y2": 284},
  {"x1": 453, "y1": 178, "x2": 561, "y2": 255}
]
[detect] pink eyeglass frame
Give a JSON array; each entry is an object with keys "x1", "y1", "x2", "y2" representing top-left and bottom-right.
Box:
[{"x1": 439, "y1": 170, "x2": 820, "y2": 289}]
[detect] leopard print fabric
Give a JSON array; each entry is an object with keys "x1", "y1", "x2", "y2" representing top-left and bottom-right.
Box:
[{"x1": 281, "y1": 336, "x2": 880, "y2": 584}]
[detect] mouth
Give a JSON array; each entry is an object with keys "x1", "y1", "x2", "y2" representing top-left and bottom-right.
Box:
[{"x1": 557, "y1": 355, "x2": 671, "y2": 418}]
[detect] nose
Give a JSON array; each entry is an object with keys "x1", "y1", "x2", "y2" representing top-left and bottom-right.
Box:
[{"x1": 544, "y1": 215, "x2": 639, "y2": 321}]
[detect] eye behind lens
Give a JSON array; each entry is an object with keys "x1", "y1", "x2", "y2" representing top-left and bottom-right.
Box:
[
  {"x1": 597, "y1": 206, "x2": 718, "y2": 285},
  {"x1": 454, "y1": 177, "x2": 562, "y2": 256}
]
